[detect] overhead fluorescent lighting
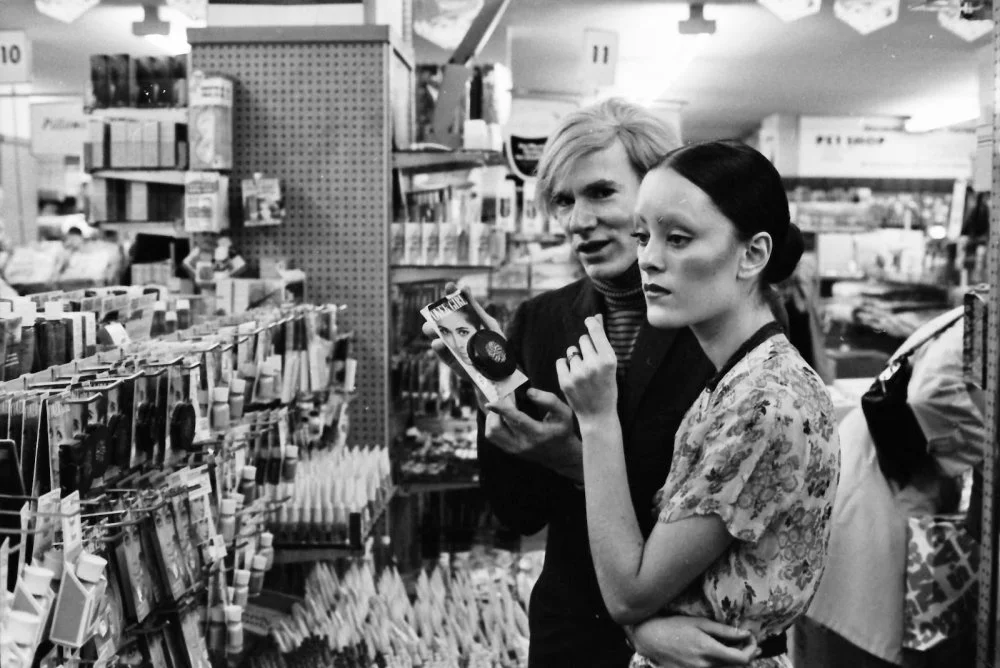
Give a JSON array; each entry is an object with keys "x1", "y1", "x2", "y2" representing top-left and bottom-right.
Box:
[
  {"x1": 759, "y1": 0, "x2": 822, "y2": 22},
  {"x1": 143, "y1": 7, "x2": 199, "y2": 55},
  {"x1": 145, "y1": 34, "x2": 191, "y2": 55},
  {"x1": 833, "y1": 0, "x2": 900, "y2": 35},
  {"x1": 904, "y1": 102, "x2": 978, "y2": 132},
  {"x1": 35, "y1": 0, "x2": 99, "y2": 23},
  {"x1": 603, "y1": 33, "x2": 710, "y2": 106},
  {"x1": 937, "y1": 8, "x2": 993, "y2": 41}
]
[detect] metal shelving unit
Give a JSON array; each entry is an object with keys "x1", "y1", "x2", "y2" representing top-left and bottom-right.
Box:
[
  {"x1": 391, "y1": 264, "x2": 494, "y2": 284},
  {"x1": 190, "y1": 25, "x2": 414, "y2": 447},
  {"x1": 272, "y1": 486, "x2": 397, "y2": 565},
  {"x1": 979, "y1": 14, "x2": 1000, "y2": 668},
  {"x1": 90, "y1": 169, "x2": 186, "y2": 186},
  {"x1": 392, "y1": 149, "x2": 505, "y2": 173},
  {"x1": 97, "y1": 220, "x2": 188, "y2": 239}
]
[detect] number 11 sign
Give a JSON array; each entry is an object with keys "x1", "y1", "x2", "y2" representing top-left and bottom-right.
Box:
[{"x1": 0, "y1": 31, "x2": 31, "y2": 84}]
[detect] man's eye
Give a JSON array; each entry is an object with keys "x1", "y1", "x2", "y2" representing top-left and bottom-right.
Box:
[
  {"x1": 592, "y1": 187, "x2": 614, "y2": 200},
  {"x1": 552, "y1": 195, "x2": 573, "y2": 209}
]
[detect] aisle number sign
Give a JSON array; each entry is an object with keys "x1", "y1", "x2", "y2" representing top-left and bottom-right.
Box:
[{"x1": 0, "y1": 31, "x2": 30, "y2": 84}]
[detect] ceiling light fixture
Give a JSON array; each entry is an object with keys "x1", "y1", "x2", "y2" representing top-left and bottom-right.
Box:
[
  {"x1": 132, "y1": 5, "x2": 170, "y2": 37},
  {"x1": 904, "y1": 102, "x2": 979, "y2": 132},
  {"x1": 34, "y1": 0, "x2": 100, "y2": 24},
  {"x1": 833, "y1": 0, "x2": 900, "y2": 35},
  {"x1": 679, "y1": 4, "x2": 716, "y2": 34},
  {"x1": 937, "y1": 7, "x2": 994, "y2": 40},
  {"x1": 758, "y1": 0, "x2": 823, "y2": 22},
  {"x1": 607, "y1": 34, "x2": 710, "y2": 106}
]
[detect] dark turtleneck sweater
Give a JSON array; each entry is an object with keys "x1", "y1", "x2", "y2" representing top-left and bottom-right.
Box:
[{"x1": 591, "y1": 262, "x2": 646, "y2": 379}]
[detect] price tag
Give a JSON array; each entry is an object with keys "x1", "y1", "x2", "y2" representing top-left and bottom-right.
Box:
[{"x1": 0, "y1": 31, "x2": 30, "y2": 84}]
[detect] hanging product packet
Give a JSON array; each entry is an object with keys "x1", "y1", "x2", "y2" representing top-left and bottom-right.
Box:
[{"x1": 421, "y1": 290, "x2": 527, "y2": 404}]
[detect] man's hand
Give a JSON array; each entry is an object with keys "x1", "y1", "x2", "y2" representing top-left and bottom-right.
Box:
[
  {"x1": 421, "y1": 282, "x2": 502, "y2": 412},
  {"x1": 486, "y1": 389, "x2": 583, "y2": 482},
  {"x1": 627, "y1": 617, "x2": 759, "y2": 668}
]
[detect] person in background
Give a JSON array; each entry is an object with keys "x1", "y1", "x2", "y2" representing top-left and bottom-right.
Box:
[
  {"x1": 794, "y1": 306, "x2": 983, "y2": 668},
  {"x1": 55, "y1": 224, "x2": 85, "y2": 277},
  {"x1": 773, "y1": 253, "x2": 835, "y2": 384},
  {"x1": 426, "y1": 99, "x2": 760, "y2": 667},
  {"x1": 558, "y1": 140, "x2": 839, "y2": 668}
]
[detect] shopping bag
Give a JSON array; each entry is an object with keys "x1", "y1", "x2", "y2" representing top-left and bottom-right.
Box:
[{"x1": 902, "y1": 514, "x2": 980, "y2": 651}]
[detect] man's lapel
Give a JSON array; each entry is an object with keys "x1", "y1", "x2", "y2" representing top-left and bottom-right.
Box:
[
  {"x1": 621, "y1": 321, "x2": 677, "y2": 431},
  {"x1": 570, "y1": 280, "x2": 602, "y2": 320}
]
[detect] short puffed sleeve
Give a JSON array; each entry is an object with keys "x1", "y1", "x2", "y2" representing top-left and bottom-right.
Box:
[{"x1": 657, "y1": 379, "x2": 829, "y2": 544}]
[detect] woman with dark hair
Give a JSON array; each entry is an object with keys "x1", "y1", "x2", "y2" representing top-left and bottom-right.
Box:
[{"x1": 558, "y1": 140, "x2": 841, "y2": 667}]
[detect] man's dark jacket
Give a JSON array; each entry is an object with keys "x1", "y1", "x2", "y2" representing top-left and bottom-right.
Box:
[{"x1": 477, "y1": 278, "x2": 714, "y2": 667}]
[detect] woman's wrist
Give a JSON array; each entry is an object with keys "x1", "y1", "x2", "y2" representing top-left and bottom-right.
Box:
[{"x1": 577, "y1": 410, "x2": 619, "y2": 436}]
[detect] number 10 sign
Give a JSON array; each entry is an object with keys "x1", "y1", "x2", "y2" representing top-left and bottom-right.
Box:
[{"x1": 0, "y1": 31, "x2": 31, "y2": 84}]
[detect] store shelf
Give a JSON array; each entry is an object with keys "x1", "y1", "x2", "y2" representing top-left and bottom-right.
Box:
[
  {"x1": 90, "y1": 169, "x2": 186, "y2": 186},
  {"x1": 271, "y1": 485, "x2": 396, "y2": 564},
  {"x1": 799, "y1": 225, "x2": 878, "y2": 235},
  {"x1": 392, "y1": 149, "x2": 506, "y2": 173},
  {"x1": 412, "y1": 414, "x2": 476, "y2": 433},
  {"x1": 90, "y1": 107, "x2": 187, "y2": 123},
  {"x1": 510, "y1": 233, "x2": 566, "y2": 244},
  {"x1": 399, "y1": 479, "x2": 480, "y2": 494},
  {"x1": 98, "y1": 221, "x2": 188, "y2": 238},
  {"x1": 391, "y1": 265, "x2": 494, "y2": 284}
]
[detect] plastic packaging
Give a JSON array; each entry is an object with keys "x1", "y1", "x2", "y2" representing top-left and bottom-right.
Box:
[
  {"x1": 211, "y1": 386, "x2": 230, "y2": 429},
  {"x1": 21, "y1": 565, "x2": 55, "y2": 596},
  {"x1": 150, "y1": 301, "x2": 167, "y2": 337},
  {"x1": 75, "y1": 553, "x2": 107, "y2": 584},
  {"x1": 220, "y1": 497, "x2": 237, "y2": 543},
  {"x1": 176, "y1": 299, "x2": 192, "y2": 330},
  {"x1": 164, "y1": 311, "x2": 178, "y2": 335},
  {"x1": 249, "y1": 554, "x2": 266, "y2": 596},
  {"x1": 239, "y1": 465, "x2": 257, "y2": 504},
  {"x1": 258, "y1": 531, "x2": 274, "y2": 571},
  {"x1": 233, "y1": 569, "x2": 250, "y2": 607},
  {"x1": 282, "y1": 445, "x2": 298, "y2": 483},
  {"x1": 224, "y1": 604, "x2": 244, "y2": 653},
  {"x1": 208, "y1": 607, "x2": 225, "y2": 650},
  {"x1": 6, "y1": 611, "x2": 41, "y2": 646},
  {"x1": 229, "y1": 377, "x2": 246, "y2": 419}
]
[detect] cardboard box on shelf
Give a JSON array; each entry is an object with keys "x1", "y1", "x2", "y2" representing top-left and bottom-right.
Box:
[
  {"x1": 90, "y1": 55, "x2": 111, "y2": 109},
  {"x1": 184, "y1": 172, "x2": 229, "y2": 233},
  {"x1": 106, "y1": 54, "x2": 136, "y2": 107},
  {"x1": 90, "y1": 178, "x2": 108, "y2": 223},
  {"x1": 109, "y1": 119, "x2": 127, "y2": 168},
  {"x1": 171, "y1": 55, "x2": 188, "y2": 107},
  {"x1": 135, "y1": 56, "x2": 157, "y2": 108},
  {"x1": 126, "y1": 182, "x2": 149, "y2": 222},
  {"x1": 87, "y1": 119, "x2": 108, "y2": 171},
  {"x1": 159, "y1": 122, "x2": 177, "y2": 168},
  {"x1": 126, "y1": 120, "x2": 143, "y2": 168},
  {"x1": 141, "y1": 120, "x2": 160, "y2": 168}
]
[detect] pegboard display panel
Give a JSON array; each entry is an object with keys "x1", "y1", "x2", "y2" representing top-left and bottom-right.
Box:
[
  {"x1": 190, "y1": 32, "x2": 400, "y2": 447},
  {"x1": 981, "y1": 15, "x2": 1000, "y2": 668}
]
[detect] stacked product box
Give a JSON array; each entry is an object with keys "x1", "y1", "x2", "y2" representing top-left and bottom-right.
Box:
[
  {"x1": 85, "y1": 119, "x2": 187, "y2": 171},
  {"x1": 90, "y1": 180, "x2": 184, "y2": 224},
  {"x1": 89, "y1": 54, "x2": 188, "y2": 109}
]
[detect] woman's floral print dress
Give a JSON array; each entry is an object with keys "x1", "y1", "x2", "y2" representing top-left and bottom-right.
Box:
[{"x1": 632, "y1": 329, "x2": 841, "y2": 668}]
